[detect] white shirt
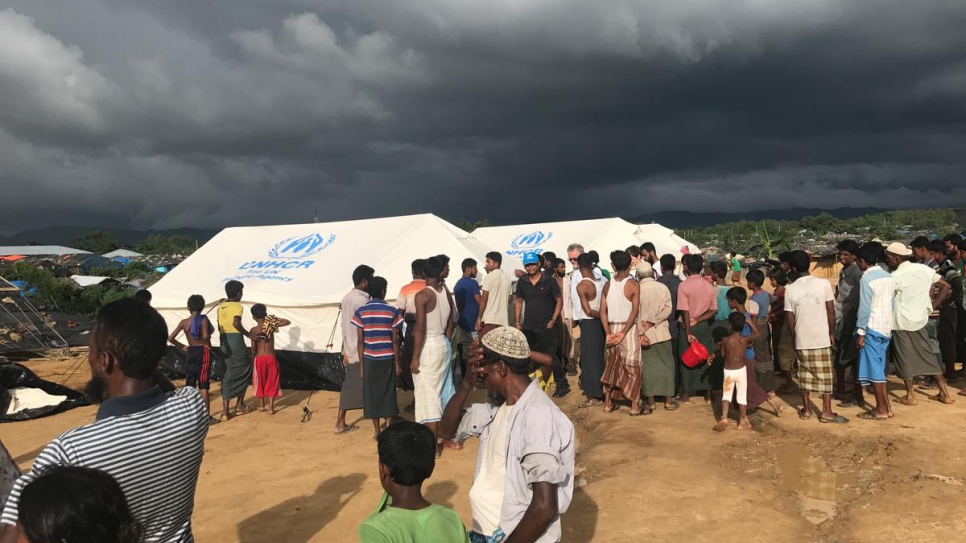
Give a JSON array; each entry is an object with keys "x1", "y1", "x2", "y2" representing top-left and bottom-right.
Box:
[
  {"x1": 480, "y1": 268, "x2": 512, "y2": 326},
  {"x1": 341, "y1": 288, "x2": 370, "y2": 364},
  {"x1": 469, "y1": 404, "x2": 513, "y2": 536},
  {"x1": 569, "y1": 268, "x2": 604, "y2": 320},
  {"x1": 784, "y1": 275, "x2": 834, "y2": 350},
  {"x1": 891, "y1": 261, "x2": 940, "y2": 331}
]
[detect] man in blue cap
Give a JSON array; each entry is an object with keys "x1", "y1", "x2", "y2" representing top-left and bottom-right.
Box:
[{"x1": 515, "y1": 252, "x2": 570, "y2": 397}]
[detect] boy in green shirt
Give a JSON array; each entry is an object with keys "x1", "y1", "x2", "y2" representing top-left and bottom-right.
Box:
[
  {"x1": 730, "y1": 252, "x2": 742, "y2": 285},
  {"x1": 358, "y1": 421, "x2": 470, "y2": 543}
]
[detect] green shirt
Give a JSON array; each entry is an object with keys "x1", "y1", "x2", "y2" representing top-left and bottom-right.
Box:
[
  {"x1": 358, "y1": 493, "x2": 470, "y2": 543},
  {"x1": 731, "y1": 257, "x2": 741, "y2": 272}
]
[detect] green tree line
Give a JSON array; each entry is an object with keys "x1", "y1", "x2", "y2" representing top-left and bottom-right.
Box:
[
  {"x1": 687, "y1": 208, "x2": 960, "y2": 253},
  {"x1": 70, "y1": 231, "x2": 200, "y2": 254},
  {"x1": 5, "y1": 262, "x2": 135, "y2": 317}
]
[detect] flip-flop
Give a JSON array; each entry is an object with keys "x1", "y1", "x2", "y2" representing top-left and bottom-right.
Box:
[
  {"x1": 798, "y1": 408, "x2": 812, "y2": 420},
  {"x1": 604, "y1": 405, "x2": 619, "y2": 413},
  {"x1": 857, "y1": 411, "x2": 888, "y2": 421},
  {"x1": 928, "y1": 394, "x2": 956, "y2": 405},
  {"x1": 577, "y1": 399, "x2": 604, "y2": 408},
  {"x1": 896, "y1": 397, "x2": 918, "y2": 406},
  {"x1": 664, "y1": 402, "x2": 680, "y2": 411},
  {"x1": 628, "y1": 408, "x2": 652, "y2": 417},
  {"x1": 836, "y1": 397, "x2": 859, "y2": 407},
  {"x1": 819, "y1": 414, "x2": 849, "y2": 424},
  {"x1": 957, "y1": 389, "x2": 966, "y2": 397},
  {"x1": 334, "y1": 424, "x2": 360, "y2": 435},
  {"x1": 713, "y1": 421, "x2": 729, "y2": 432}
]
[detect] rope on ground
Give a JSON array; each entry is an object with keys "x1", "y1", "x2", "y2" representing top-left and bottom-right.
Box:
[
  {"x1": 59, "y1": 353, "x2": 90, "y2": 386},
  {"x1": 301, "y1": 309, "x2": 341, "y2": 422}
]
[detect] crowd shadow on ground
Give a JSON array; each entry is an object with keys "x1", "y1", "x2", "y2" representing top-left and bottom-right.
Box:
[
  {"x1": 562, "y1": 487, "x2": 599, "y2": 543},
  {"x1": 236, "y1": 473, "x2": 366, "y2": 543},
  {"x1": 13, "y1": 444, "x2": 46, "y2": 466},
  {"x1": 425, "y1": 480, "x2": 459, "y2": 510}
]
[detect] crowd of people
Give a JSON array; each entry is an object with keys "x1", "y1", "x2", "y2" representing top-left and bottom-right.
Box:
[{"x1": 4, "y1": 231, "x2": 966, "y2": 543}]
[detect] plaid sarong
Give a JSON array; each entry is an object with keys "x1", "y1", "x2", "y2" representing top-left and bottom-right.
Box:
[
  {"x1": 601, "y1": 323, "x2": 641, "y2": 403},
  {"x1": 796, "y1": 347, "x2": 833, "y2": 394}
]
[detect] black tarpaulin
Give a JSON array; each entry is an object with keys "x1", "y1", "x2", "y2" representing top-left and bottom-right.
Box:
[{"x1": 0, "y1": 363, "x2": 89, "y2": 422}]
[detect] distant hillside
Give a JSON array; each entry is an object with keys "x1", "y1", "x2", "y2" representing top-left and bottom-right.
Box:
[
  {"x1": 0, "y1": 226, "x2": 218, "y2": 247},
  {"x1": 627, "y1": 207, "x2": 892, "y2": 229}
]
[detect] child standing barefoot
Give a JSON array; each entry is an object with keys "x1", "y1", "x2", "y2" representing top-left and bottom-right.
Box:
[
  {"x1": 250, "y1": 304, "x2": 290, "y2": 415},
  {"x1": 715, "y1": 313, "x2": 756, "y2": 431}
]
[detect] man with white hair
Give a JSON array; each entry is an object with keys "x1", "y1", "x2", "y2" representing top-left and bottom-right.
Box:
[
  {"x1": 885, "y1": 242, "x2": 955, "y2": 406},
  {"x1": 637, "y1": 261, "x2": 678, "y2": 412},
  {"x1": 562, "y1": 243, "x2": 604, "y2": 379}
]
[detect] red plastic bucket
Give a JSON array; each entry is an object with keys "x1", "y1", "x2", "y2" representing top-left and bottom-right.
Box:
[{"x1": 682, "y1": 340, "x2": 709, "y2": 368}]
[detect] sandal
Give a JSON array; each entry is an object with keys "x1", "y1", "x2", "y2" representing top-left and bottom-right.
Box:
[
  {"x1": 334, "y1": 424, "x2": 360, "y2": 435},
  {"x1": 798, "y1": 407, "x2": 812, "y2": 421},
  {"x1": 957, "y1": 388, "x2": 966, "y2": 397},
  {"x1": 928, "y1": 394, "x2": 956, "y2": 405},
  {"x1": 857, "y1": 411, "x2": 888, "y2": 421},
  {"x1": 235, "y1": 404, "x2": 256, "y2": 415},
  {"x1": 664, "y1": 401, "x2": 680, "y2": 411},
  {"x1": 819, "y1": 414, "x2": 849, "y2": 424},
  {"x1": 577, "y1": 399, "x2": 604, "y2": 408},
  {"x1": 629, "y1": 408, "x2": 652, "y2": 417},
  {"x1": 896, "y1": 397, "x2": 918, "y2": 406},
  {"x1": 836, "y1": 396, "x2": 859, "y2": 407},
  {"x1": 604, "y1": 404, "x2": 619, "y2": 413}
]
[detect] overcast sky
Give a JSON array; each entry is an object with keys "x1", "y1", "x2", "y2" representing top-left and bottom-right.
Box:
[{"x1": 1, "y1": 0, "x2": 965, "y2": 232}]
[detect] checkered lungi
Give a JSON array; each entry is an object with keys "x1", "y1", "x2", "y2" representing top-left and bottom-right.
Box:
[{"x1": 796, "y1": 347, "x2": 833, "y2": 394}]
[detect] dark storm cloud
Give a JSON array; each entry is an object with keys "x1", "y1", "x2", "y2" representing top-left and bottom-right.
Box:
[{"x1": 1, "y1": 0, "x2": 965, "y2": 231}]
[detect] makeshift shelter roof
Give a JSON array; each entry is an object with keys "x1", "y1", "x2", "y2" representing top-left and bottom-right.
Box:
[
  {"x1": 103, "y1": 249, "x2": 143, "y2": 258},
  {"x1": 0, "y1": 246, "x2": 89, "y2": 257},
  {"x1": 149, "y1": 213, "x2": 519, "y2": 352},
  {"x1": 472, "y1": 218, "x2": 700, "y2": 263},
  {"x1": 0, "y1": 277, "x2": 18, "y2": 294}
]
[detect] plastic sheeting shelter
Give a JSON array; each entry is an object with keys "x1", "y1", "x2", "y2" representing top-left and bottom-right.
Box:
[
  {"x1": 0, "y1": 363, "x2": 89, "y2": 422},
  {"x1": 149, "y1": 214, "x2": 519, "y2": 390},
  {"x1": 473, "y1": 218, "x2": 700, "y2": 264}
]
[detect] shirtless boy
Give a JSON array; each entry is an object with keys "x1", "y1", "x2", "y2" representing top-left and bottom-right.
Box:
[
  {"x1": 168, "y1": 294, "x2": 216, "y2": 422},
  {"x1": 715, "y1": 313, "x2": 756, "y2": 431},
  {"x1": 250, "y1": 304, "x2": 291, "y2": 414}
]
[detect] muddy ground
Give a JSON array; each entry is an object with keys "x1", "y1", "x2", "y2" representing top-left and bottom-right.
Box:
[{"x1": 2, "y1": 357, "x2": 965, "y2": 543}]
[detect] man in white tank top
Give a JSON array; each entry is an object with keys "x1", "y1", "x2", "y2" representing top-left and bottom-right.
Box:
[
  {"x1": 412, "y1": 257, "x2": 455, "y2": 456},
  {"x1": 574, "y1": 254, "x2": 607, "y2": 407},
  {"x1": 600, "y1": 251, "x2": 643, "y2": 416}
]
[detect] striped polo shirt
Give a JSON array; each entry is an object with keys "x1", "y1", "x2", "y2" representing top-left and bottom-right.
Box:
[
  {"x1": 351, "y1": 299, "x2": 403, "y2": 361},
  {"x1": 2, "y1": 387, "x2": 208, "y2": 542}
]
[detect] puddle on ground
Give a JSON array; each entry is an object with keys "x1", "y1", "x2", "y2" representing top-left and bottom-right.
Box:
[{"x1": 776, "y1": 443, "x2": 862, "y2": 526}]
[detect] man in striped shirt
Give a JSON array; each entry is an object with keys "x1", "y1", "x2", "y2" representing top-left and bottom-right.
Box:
[
  {"x1": 1, "y1": 299, "x2": 208, "y2": 543},
  {"x1": 352, "y1": 276, "x2": 404, "y2": 438}
]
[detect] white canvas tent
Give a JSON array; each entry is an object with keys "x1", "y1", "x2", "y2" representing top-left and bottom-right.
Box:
[
  {"x1": 472, "y1": 218, "x2": 699, "y2": 265},
  {"x1": 150, "y1": 214, "x2": 520, "y2": 358}
]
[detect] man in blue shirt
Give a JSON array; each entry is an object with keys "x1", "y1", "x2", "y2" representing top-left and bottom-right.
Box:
[{"x1": 454, "y1": 258, "x2": 482, "y2": 381}]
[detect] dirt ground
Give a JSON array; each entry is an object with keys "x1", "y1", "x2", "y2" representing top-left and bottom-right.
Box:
[{"x1": 3, "y1": 357, "x2": 966, "y2": 543}]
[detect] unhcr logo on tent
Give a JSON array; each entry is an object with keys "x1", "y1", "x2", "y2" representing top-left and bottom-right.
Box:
[
  {"x1": 268, "y1": 233, "x2": 336, "y2": 259},
  {"x1": 507, "y1": 231, "x2": 551, "y2": 256},
  {"x1": 238, "y1": 233, "x2": 336, "y2": 271}
]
